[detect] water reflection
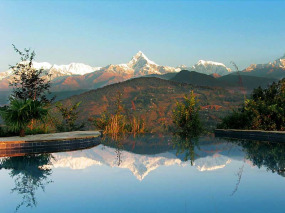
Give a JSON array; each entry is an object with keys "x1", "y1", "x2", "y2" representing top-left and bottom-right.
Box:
[
  {"x1": 1, "y1": 135, "x2": 285, "y2": 212},
  {"x1": 171, "y1": 136, "x2": 200, "y2": 165},
  {"x1": 0, "y1": 154, "x2": 54, "y2": 212},
  {"x1": 232, "y1": 139, "x2": 285, "y2": 177}
]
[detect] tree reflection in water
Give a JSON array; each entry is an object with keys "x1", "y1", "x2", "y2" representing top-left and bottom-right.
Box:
[
  {"x1": 228, "y1": 139, "x2": 285, "y2": 196},
  {"x1": 102, "y1": 134, "x2": 124, "y2": 166},
  {"x1": 0, "y1": 154, "x2": 54, "y2": 212},
  {"x1": 236, "y1": 140, "x2": 285, "y2": 177},
  {"x1": 171, "y1": 136, "x2": 200, "y2": 165}
]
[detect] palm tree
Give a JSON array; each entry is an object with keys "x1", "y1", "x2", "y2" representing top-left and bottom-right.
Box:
[{"x1": 0, "y1": 99, "x2": 48, "y2": 137}]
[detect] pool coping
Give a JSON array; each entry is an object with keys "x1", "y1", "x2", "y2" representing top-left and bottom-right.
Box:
[
  {"x1": 215, "y1": 129, "x2": 285, "y2": 143},
  {"x1": 0, "y1": 131, "x2": 102, "y2": 150}
]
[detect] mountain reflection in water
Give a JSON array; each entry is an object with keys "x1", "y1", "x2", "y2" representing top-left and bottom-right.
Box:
[{"x1": 1, "y1": 134, "x2": 285, "y2": 212}]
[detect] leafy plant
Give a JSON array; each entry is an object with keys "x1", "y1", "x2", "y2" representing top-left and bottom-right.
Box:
[
  {"x1": 0, "y1": 99, "x2": 48, "y2": 137},
  {"x1": 218, "y1": 78, "x2": 285, "y2": 131},
  {"x1": 172, "y1": 91, "x2": 203, "y2": 137},
  {"x1": 9, "y1": 45, "x2": 54, "y2": 103},
  {"x1": 55, "y1": 101, "x2": 85, "y2": 132}
]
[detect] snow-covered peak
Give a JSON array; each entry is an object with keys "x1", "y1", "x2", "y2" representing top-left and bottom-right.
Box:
[
  {"x1": 128, "y1": 51, "x2": 157, "y2": 68},
  {"x1": 273, "y1": 54, "x2": 285, "y2": 68},
  {"x1": 192, "y1": 60, "x2": 232, "y2": 76},
  {"x1": 196, "y1": 60, "x2": 227, "y2": 67},
  {"x1": 245, "y1": 53, "x2": 285, "y2": 73},
  {"x1": 31, "y1": 61, "x2": 53, "y2": 70},
  {"x1": 51, "y1": 63, "x2": 100, "y2": 75},
  {"x1": 0, "y1": 69, "x2": 13, "y2": 81},
  {"x1": 0, "y1": 61, "x2": 101, "y2": 81}
]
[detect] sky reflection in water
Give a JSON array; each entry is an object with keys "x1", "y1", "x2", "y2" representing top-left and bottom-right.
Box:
[{"x1": 0, "y1": 134, "x2": 285, "y2": 213}]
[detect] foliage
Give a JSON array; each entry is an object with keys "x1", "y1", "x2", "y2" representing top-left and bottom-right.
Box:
[
  {"x1": 0, "y1": 154, "x2": 53, "y2": 212},
  {"x1": 233, "y1": 139, "x2": 285, "y2": 177},
  {"x1": 58, "y1": 77, "x2": 244, "y2": 133},
  {"x1": 0, "y1": 99, "x2": 48, "y2": 137},
  {"x1": 0, "y1": 125, "x2": 17, "y2": 137},
  {"x1": 0, "y1": 46, "x2": 54, "y2": 137},
  {"x1": 55, "y1": 101, "x2": 85, "y2": 132},
  {"x1": 172, "y1": 91, "x2": 203, "y2": 137},
  {"x1": 93, "y1": 92, "x2": 146, "y2": 135},
  {"x1": 9, "y1": 45, "x2": 53, "y2": 103},
  {"x1": 217, "y1": 109, "x2": 252, "y2": 129},
  {"x1": 218, "y1": 79, "x2": 285, "y2": 131},
  {"x1": 171, "y1": 135, "x2": 200, "y2": 165}
]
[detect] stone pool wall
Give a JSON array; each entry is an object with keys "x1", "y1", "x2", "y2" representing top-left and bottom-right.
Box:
[
  {"x1": 0, "y1": 137, "x2": 101, "y2": 157},
  {"x1": 215, "y1": 129, "x2": 285, "y2": 143}
]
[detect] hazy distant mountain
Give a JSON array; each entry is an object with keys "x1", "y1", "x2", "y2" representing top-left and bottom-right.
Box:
[
  {"x1": 170, "y1": 70, "x2": 276, "y2": 91},
  {"x1": 143, "y1": 72, "x2": 177, "y2": 80},
  {"x1": 218, "y1": 72, "x2": 277, "y2": 90},
  {"x1": 243, "y1": 54, "x2": 285, "y2": 79},
  {"x1": 171, "y1": 70, "x2": 224, "y2": 87}
]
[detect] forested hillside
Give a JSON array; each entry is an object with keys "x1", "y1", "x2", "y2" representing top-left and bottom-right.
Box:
[{"x1": 58, "y1": 77, "x2": 244, "y2": 132}]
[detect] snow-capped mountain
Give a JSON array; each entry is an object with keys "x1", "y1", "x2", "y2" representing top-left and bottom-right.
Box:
[
  {"x1": 0, "y1": 70, "x2": 12, "y2": 81},
  {"x1": 191, "y1": 60, "x2": 232, "y2": 76},
  {"x1": 243, "y1": 54, "x2": 285, "y2": 79},
  {"x1": 0, "y1": 62, "x2": 101, "y2": 81},
  {"x1": 97, "y1": 51, "x2": 177, "y2": 76},
  {"x1": 273, "y1": 54, "x2": 285, "y2": 68}
]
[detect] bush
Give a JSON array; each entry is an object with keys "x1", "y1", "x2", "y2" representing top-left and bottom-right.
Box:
[
  {"x1": 0, "y1": 99, "x2": 48, "y2": 137},
  {"x1": 172, "y1": 91, "x2": 203, "y2": 137},
  {"x1": 93, "y1": 92, "x2": 145, "y2": 135},
  {"x1": 55, "y1": 102, "x2": 85, "y2": 132},
  {"x1": 218, "y1": 78, "x2": 285, "y2": 131},
  {"x1": 217, "y1": 109, "x2": 252, "y2": 129}
]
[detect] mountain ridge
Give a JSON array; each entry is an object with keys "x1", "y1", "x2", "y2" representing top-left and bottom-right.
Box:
[{"x1": 1, "y1": 51, "x2": 284, "y2": 91}]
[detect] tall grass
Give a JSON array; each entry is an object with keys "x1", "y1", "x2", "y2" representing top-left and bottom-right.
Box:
[{"x1": 94, "y1": 92, "x2": 146, "y2": 135}]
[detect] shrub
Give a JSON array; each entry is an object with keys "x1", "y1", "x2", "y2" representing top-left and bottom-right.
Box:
[
  {"x1": 172, "y1": 91, "x2": 203, "y2": 137},
  {"x1": 218, "y1": 79, "x2": 285, "y2": 131},
  {"x1": 55, "y1": 101, "x2": 85, "y2": 132},
  {"x1": 93, "y1": 92, "x2": 145, "y2": 135},
  {"x1": 0, "y1": 99, "x2": 48, "y2": 137}
]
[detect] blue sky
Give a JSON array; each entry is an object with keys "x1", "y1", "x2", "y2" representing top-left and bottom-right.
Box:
[{"x1": 0, "y1": 0, "x2": 284, "y2": 71}]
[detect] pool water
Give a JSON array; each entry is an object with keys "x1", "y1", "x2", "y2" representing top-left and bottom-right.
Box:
[{"x1": 0, "y1": 134, "x2": 284, "y2": 213}]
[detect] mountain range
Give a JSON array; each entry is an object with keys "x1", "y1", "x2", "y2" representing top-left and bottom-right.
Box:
[
  {"x1": 242, "y1": 54, "x2": 285, "y2": 79},
  {"x1": 1, "y1": 51, "x2": 283, "y2": 92}
]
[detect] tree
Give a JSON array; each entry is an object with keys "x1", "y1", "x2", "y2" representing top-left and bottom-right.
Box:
[
  {"x1": 218, "y1": 78, "x2": 285, "y2": 131},
  {"x1": 172, "y1": 91, "x2": 203, "y2": 137},
  {"x1": 0, "y1": 99, "x2": 48, "y2": 137},
  {"x1": 9, "y1": 45, "x2": 53, "y2": 103},
  {"x1": 55, "y1": 101, "x2": 85, "y2": 132}
]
